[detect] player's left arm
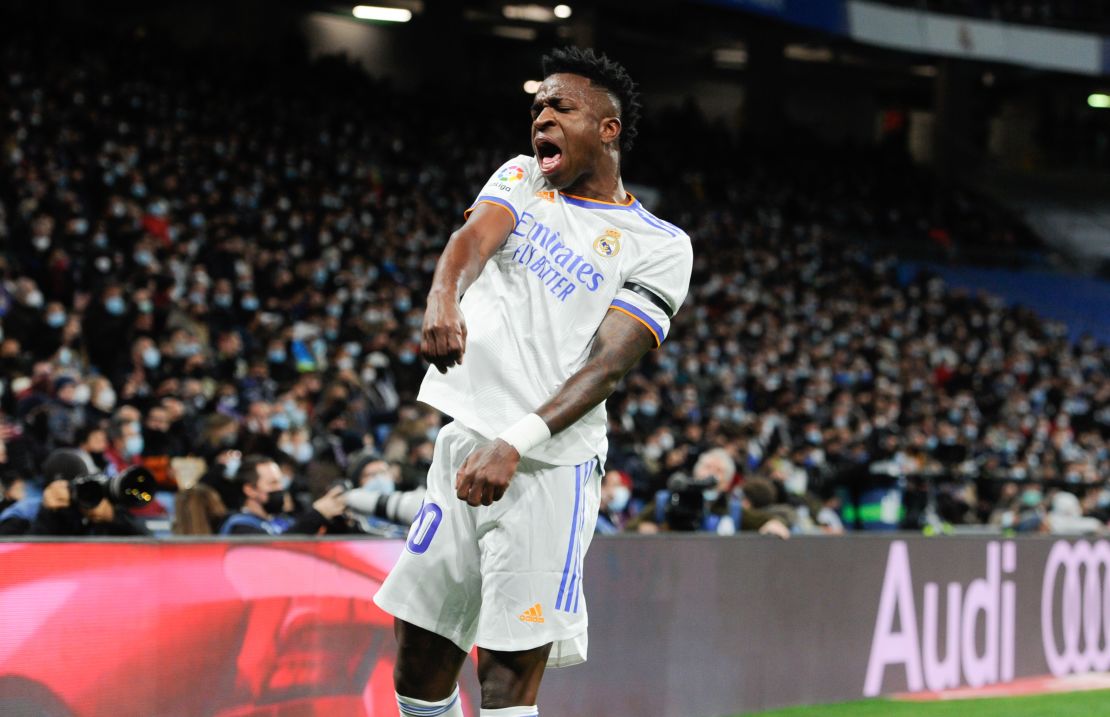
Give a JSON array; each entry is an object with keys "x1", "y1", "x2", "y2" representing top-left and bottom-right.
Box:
[{"x1": 454, "y1": 310, "x2": 655, "y2": 507}]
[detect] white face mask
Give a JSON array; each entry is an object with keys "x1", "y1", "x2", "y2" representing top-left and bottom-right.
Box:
[
  {"x1": 363, "y1": 472, "x2": 395, "y2": 495},
  {"x1": 72, "y1": 384, "x2": 91, "y2": 405},
  {"x1": 93, "y1": 387, "x2": 117, "y2": 412},
  {"x1": 292, "y1": 442, "x2": 314, "y2": 464},
  {"x1": 608, "y1": 485, "x2": 631, "y2": 513},
  {"x1": 784, "y1": 471, "x2": 808, "y2": 496}
]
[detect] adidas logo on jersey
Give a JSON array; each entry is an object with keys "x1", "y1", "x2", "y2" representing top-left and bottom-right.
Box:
[{"x1": 519, "y1": 603, "x2": 545, "y2": 623}]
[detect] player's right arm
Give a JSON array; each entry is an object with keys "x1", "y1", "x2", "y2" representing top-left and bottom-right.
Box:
[{"x1": 421, "y1": 203, "x2": 515, "y2": 374}]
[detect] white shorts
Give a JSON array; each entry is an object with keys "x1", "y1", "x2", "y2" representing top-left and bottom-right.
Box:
[{"x1": 373, "y1": 421, "x2": 601, "y2": 668}]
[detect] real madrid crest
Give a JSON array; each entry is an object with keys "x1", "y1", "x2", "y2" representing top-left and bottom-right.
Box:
[{"x1": 593, "y1": 229, "x2": 621, "y2": 258}]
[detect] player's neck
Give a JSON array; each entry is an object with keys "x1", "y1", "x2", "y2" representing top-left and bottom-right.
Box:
[
  {"x1": 562, "y1": 148, "x2": 626, "y2": 204},
  {"x1": 562, "y1": 172, "x2": 627, "y2": 205}
]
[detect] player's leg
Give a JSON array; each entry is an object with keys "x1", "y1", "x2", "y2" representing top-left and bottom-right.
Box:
[
  {"x1": 477, "y1": 644, "x2": 552, "y2": 715},
  {"x1": 470, "y1": 457, "x2": 602, "y2": 716},
  {"x1": 375, "y1": 423, "x2": 486, "y2": 717},
  {"x1": 394, "y1": 619, "x2": 469, "y2": 700}
]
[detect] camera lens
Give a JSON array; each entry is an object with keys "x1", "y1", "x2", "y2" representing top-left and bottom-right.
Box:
[
  {"x1": 110, "y1": 466, "x2": 156, "y2": 507},
  {"x1": 72, "y1": 477, "x2": 106, "y2": 510}
]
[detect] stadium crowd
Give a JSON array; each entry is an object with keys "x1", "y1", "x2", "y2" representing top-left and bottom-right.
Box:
[{"x1": 1, "y1": 21, "x2": 1108, "y2": 538}]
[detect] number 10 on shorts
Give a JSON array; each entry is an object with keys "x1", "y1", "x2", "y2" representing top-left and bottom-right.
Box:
[{"x1": 406, "y1": 502, "x2": 443, "y2": 555}]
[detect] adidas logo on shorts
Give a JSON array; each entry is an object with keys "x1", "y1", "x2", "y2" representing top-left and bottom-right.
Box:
[{"x1": 519, "y1": 603, "x2": 545, "y2": 624}]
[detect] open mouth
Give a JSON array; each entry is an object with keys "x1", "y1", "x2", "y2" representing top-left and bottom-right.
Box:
[{"x1": 534, "y1": 136, "x2": 563, "y2": 174}]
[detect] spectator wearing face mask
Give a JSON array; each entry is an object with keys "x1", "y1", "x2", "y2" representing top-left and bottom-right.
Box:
[
  {"x1": 75, "y1": 424, "x2": 111, "y2": 474},
  {"x1": 4, "y1": 279, "x2": 45, "y2": 350},
  {"x1": 240, "y1": 400, "x2": 280, "y2": 457},
  {"x1": 220, "y1": 454, "x2": 347, "y2": 536},
  {"x1": 44, "y1": 376, "x2": 86, "y2": 451},
  {"x1": 33, "y1": 301, "x2": 69, "y2": 359},
  {"x1": 596, "y1": 469, "x2": 635, "y2": 534},
  {"x1": 104, "y1": 416, "x2": 144, "y2": 474},
  {"x1": 85, "y1": 376, "x2": 118, "y2": 424},
  {"x1": 84, "y1": 286, "x2": 131, "y2": 377},
  {"x1": 196, "y1": 414, "x2": 244, "y2": 510},
  {"x1": 349, "y1": 452, "x2": 396, "y2": 494}
]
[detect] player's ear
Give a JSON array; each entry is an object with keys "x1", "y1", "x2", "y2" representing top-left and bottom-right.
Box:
[{"x1": 600, "y1": 116, "x2": 622, "y2": 147}]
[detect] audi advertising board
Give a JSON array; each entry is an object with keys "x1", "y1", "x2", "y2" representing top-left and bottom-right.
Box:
[
  {"x1": 0, "y1": 536, "x2": 1106, "y2": 716},
  {"x1": 543, "y1": 535, "x2": 1110, "y2": 716}
]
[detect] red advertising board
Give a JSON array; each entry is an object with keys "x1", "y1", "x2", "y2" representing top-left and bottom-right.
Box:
[{"x1": 0, "y1": 540, "x2": 478, "y2": 717}]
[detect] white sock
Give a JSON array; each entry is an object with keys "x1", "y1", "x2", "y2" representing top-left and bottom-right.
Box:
[
  {"x1": 396, "y1": 684, "x2": 463, "y2": 717},
  {"x1": 480, "y1": 707, "x2": 539, "y2": 717}
]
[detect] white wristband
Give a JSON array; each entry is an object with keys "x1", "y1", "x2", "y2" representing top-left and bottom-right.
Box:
[{"x1": 496, "y1": 413, "x2": 551, "y2": 457}]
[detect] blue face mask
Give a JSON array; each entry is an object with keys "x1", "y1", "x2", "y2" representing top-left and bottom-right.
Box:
[
  {"x1": 268, "y1": 349, "x2": 287, "y2": 364},
  {"x1": 46, "y1": 312, "x2": 66, "y2": 328},
  {"x1": 124, "y1": 434, "x2": 144, "y2": 457},
  {"x1": 241, "y1": 297, "x2": 259, "y2": 312},
  {"x1": 224, "y1": 454, "x2": 241, "y2": 479},
  {"x1": 270, "y1": 413, "x2": 291, "y2": 431},
  {"x1": 105, "y1": 296, "x2": 126, "y2": 315},
  {"x1": 142, "y1": 347, "x2": 161, "y2": 369}
]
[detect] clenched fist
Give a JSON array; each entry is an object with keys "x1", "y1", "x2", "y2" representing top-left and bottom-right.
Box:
[
  {"x1": 421, "y1": 290, "x2": 467, "y2": 374},
  {"x1": 455, "y1": 440, "x2": 520, "y2": 507}
]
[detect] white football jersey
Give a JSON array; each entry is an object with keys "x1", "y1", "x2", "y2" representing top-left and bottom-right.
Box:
[{"x1": 417, "y1": 155, "x2": 693, "y2": 465}]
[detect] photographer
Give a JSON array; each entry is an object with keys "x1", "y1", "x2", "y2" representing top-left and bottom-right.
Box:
[
  {"x1": 220, "y1": 454, "x2": 347, "y2": 536},
  {"x1": 341, "y1": 452, "x2": 427, "y2": 537},
  {"x1": 629, "y1": 449, "x2": 745, "y2": 534},
  {"x1": 0, "y1": 449, "x2": 150, "y2": 536}
]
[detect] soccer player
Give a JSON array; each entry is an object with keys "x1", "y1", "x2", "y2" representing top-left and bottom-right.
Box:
[{"x1": 373, "y1": 47, "x2": 693, "y2": 717}]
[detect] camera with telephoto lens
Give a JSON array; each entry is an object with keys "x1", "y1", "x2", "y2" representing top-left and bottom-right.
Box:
[
  {"x1": 42, "y1": 449, "x2": 158, "y2": 511},
  {"x1": 664, "y1": 472, "x2": 719, "y2": 531},
  {"x1": 345, "y1": 486, "x2": 426, "y2": 526},
  {"x1": 71, "y1": 466, "x2": 157, "y2": 510}
]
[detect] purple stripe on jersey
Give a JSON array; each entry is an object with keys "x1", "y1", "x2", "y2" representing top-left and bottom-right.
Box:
[
  {"x1": 469, "y1": 195, "x2": 519, "y2": 225},
  {"x1": 632, "y1": 205, "x2": 680, "y2": 237},
  {"x1": 555, "y1": 461, "x2": 584, "y2": 611},
  {"x1": 611, "y1": 298, "x2": 666, "y2": 345},
  {"x1": 572, "y1": 459, "x2": 595, "y2": 613},
  {"x1": 566, "y1": 459, "x2": 589, "y2": 612}
]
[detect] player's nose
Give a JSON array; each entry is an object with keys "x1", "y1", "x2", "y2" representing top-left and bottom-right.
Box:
[{"x1": 532, "y1": 107, "x2": 556, "y2": 130}]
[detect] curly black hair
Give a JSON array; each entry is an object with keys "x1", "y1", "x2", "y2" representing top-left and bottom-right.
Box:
[{"x1": 541, "y1": 46, "x2": 641, "y2": 153}]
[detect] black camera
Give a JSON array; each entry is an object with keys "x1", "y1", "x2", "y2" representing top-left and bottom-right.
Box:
[
  {"x1": 664, "y1": 472, "x2": 719, "y2": 531},
  {"x1": 71, "y1": 466, "x2": 157, "y2": 510}
]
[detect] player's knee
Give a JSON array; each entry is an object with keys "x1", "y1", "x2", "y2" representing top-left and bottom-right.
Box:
[{"x1": 393, "y1": 655, "x2": 452, "y2": 701}]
